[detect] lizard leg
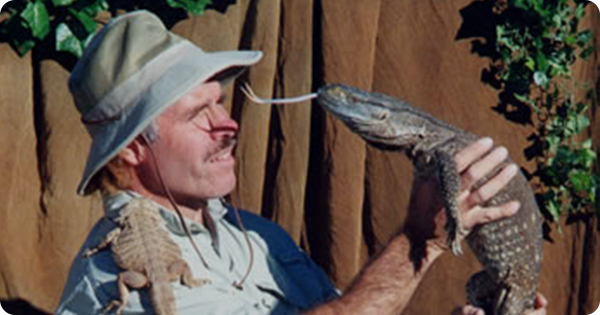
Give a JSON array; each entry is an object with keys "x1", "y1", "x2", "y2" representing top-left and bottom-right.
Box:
[
  {"x1": 105, "y1": 271, "x2": 148, "y2": 315},
  {"x1": 466, "y1": 271, "x2": 498, "y2": 315},
  {"x1": 493, "y1": 285, "x2": 532, "y2": 315},
  {"x1": 168, "y1": 260, "x2": 211, "y2": 287},
  {"x1": 83, "y1": 228, "x2": 121, "y2": 258},
  {"x1": 434, "y1": 150, "x2": 467, "y2": 255},
  {"x1": 470, "y1": 270, "x2": 533, "y2": 315}
]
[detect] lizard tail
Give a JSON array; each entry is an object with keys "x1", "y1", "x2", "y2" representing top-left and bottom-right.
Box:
[{"x1": 149, "y1": 281, "x2": 177, "y2": 315}]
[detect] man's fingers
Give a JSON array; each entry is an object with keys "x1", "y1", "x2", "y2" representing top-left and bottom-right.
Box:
[
  {"x1": 534, "y1": 293, "x2": 548, "y2": 309},
  {"x1": 451, "y1": 305, "x2": 484, "y2": 315},
  {"x1": 460, "y1": 147, "x2": 509, "y2": 190},
  {"x1": 525, "y1": 293, "x2": 548, "y2": 315},
  {"x1": 526, "y1": 308, "x2": 547, "y2": 315},
  {"x1": 463, "y1": 202, "x2": 520, "y2": 230},
  {"x1": 466, "y1": 163, "x2": 519, "y2": 207},
  {"x1": 455, "y1": 137, "x2": 494, "y2": 173}
]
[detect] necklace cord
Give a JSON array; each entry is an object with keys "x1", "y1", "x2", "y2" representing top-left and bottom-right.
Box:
[
  {"x1": 143, "y1": 136, "x2": 254, "y2": 289},
  {"x1": 144, "y1": 137, "x2": 211, "y2": 269},
  {"x1": 228, "y1": 199, "x2": 254, "y2": 290}
]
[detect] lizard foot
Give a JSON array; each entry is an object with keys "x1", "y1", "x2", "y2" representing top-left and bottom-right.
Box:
[
  {"x1": 103, "y1": 300, "x2": 124, "y2": 315},
  {"x1": 435, "y1": 149, "x2": 465, "y2": 256},
  {"x1": 446, "y1": 219, "x2": 467, "y2": 256},
  {"x1": 82, "y1": 248, "x2": 97, "y2": 258},
  {"x1": 188, "y1": 278, "x2": 212, "y2": 287}
]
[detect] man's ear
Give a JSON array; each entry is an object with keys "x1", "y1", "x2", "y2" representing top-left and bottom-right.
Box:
[{"x1": 118, "y1": 137, "x2": 148, "y2": 166}]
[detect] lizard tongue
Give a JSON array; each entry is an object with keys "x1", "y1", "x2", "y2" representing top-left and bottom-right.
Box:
[{"x1": 241, "y1": 83, "x2": 317, "y2": 105}]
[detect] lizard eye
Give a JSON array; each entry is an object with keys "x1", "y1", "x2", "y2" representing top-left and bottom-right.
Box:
[{"x1": 379, "y1": 110, "x2": 390, "y2": 121}]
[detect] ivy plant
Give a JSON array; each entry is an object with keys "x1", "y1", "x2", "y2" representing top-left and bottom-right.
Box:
[
  {"x1": 493, "y1": 0, "x2": 598, "y2": 226},
  {"x1": 0, "y1": 0, "x2": 212, "y2": 58}
]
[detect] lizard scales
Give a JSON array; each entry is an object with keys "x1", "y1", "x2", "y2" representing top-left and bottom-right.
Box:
[
  {"x1": 84, "y1": 197, "x2": 205, "y2": 315},
  {"x1": 317, "y1": 84, "x2": 543, "y2": 315}
]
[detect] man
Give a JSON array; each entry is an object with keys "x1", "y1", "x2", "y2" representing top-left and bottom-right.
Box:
[{"x1": 56, "y1": 10, "x2": 547, "y2": 315}]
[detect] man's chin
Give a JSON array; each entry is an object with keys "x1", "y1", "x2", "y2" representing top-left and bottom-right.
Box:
[{"x1": 200, "y1": 177, "x2": 236, "y2": 201}]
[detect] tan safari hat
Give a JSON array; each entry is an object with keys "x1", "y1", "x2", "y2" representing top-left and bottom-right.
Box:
[{"x1": 69, "y1": 10, "x2": 262, "y2": 195}]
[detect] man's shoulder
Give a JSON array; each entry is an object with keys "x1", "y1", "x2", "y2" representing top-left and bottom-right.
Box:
[
  {"x1": 55, "y1": 218, "x2": 122, "y2": 314},
  {"x1": 224, "y1": 207, "x2": 340, "y2": 306}
]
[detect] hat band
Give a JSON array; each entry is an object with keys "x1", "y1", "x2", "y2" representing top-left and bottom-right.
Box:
[{"x1": 81, "y1": 40, "x2": 193, "y2": 126}]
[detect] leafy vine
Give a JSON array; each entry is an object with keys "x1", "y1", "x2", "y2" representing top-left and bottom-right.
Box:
[
  {"x1": 492, "y1": 0, "x2": 598, "y2": 226},
  {"x1": 0, "y1": 0, "x2": 213, "y2": 60}
]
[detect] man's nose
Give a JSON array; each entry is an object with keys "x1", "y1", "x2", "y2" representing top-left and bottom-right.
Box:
[{"x1": 208, "y1": 105, "x2": 239, "y2": 140}]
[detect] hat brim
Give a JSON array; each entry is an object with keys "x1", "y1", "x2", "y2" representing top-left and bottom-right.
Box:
[{"x1": 77, "y1": 47, "x2": 262, "y2": 195}]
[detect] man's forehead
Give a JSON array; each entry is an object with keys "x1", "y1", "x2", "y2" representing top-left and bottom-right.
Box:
[{"x1": 161, "y1": 82, "x2": 219, "y2": 116}]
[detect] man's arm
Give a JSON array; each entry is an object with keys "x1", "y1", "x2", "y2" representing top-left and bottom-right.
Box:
[
  {"x1": 455, "y1": 293, "x2": 548, "y2": 315},
  {"x1": 304, "y1": 138, "x2": 521, "y2": 315}
]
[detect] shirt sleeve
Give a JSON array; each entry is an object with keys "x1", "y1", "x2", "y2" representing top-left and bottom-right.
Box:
[
  {"x1": 55, "y1": 220, "x2": 120, "y2": 315},
  {"x1": 54, "y1": 275, "x2": 105, "y2": 315}
]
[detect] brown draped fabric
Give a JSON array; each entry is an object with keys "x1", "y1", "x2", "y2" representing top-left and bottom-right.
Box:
[{"x1": 0, "y1": 1, "x2": 598, "y2": 314}]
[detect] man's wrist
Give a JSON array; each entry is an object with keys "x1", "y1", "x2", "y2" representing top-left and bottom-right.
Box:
[
  {"x1": 424, "y1": 239, "x2": 447, "y2": 260},
  {"x1": 389, "y1": 233, "x2": 446, "y2": 273}
]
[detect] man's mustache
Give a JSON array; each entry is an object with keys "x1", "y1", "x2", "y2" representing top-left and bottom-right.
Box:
[{"x1": 206, "y1": 137, "x2": 237, "y2": 161}]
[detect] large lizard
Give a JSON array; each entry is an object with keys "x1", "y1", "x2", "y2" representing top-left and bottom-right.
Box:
[
  {"x1": 84, "y1": 197, "x2": 208, "y2": 315},
  {"x1": 316, "y1": 84, "x2": 543, "y2": 315}
]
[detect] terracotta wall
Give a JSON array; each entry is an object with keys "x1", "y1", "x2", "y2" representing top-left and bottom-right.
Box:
[{"x1": 0, "y1": 1, "x2": 598, "y2": 314}]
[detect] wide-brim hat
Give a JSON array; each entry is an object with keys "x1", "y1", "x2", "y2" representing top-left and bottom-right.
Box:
[{"x1": 69, "y1": 10, "x2": 262, "y2": 195}]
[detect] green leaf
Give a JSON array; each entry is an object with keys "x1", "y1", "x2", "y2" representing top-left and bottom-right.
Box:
[
  {"x1": 14, "y1": 39, "x2": 36, "y2": 56},
  {"x1": 525, "y1": 57, "x2": 536, "y2": 71},
  {"x1": 556, "y1": 146, "x2": 575, "y2": 162},
  {"x1": 514, "y1": 92, "x2": 539, "y2": 110},
  {"x1": 535, "y1": 51, "x2": 550, "y2": 72},
  {"x1": 1, "y1": 14, "x2": 37, "y2": 56},
  {"x1": 69, "y1": 9, "x2": 98, "y2": 34},
  {"x1": 53, "y1": 0, "x2": 77, "y2": 7},
  {"x1": 55, "y1": 23, "x2": 83, "y2": 57},
  {"x1": 577, "y1": 30, "x2": 592, "y2": 45},
  {"x1": 569, "y1": 170, "x2": 592, "y2": 192},
  {"x1": 81, "y1": 0, "x2": 109, "y2": 17},
  {"x1": 546, "y1": 134, "x2": 561, "y2": 153},
  {"x1": 514, "y1": 0, "x2": 529, "y2": 10},
  {"x1": 580, "y1": 46, "x2": 594, "y2": 60},
  {"x1": 547, "y1": 196, "x2": 562, "y2": 223},
  {"x1": 566, "y1": 114, "x2": 590, "y2": 134},
  {"x1": 565, "y1": 35, "x2": 577, "y2": 45},
  {"x1": 575, "y1": 148, "x2": 596, "y2": 168},
  {"x1": 574, "y1": 4, "x2": 585, "y2": 20},
  {"x1": 20, "y1": 0, "x2": 50, "y2": 40},
  {"x1": 166, "y1": 0, "x2": 212, "y2": 15},
  {"x1": 534, "y1": 71, "x2": 549, "y2": 87},
  {"x1": 582, "y1": 138, "x2": 593, "y2": 150}
]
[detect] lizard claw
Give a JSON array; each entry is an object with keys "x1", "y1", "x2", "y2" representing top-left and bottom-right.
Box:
[
  {"x1": 187, "y1": 278, "x2": 211, "y2": 287},
  {"x1": 103, "y1": 300, "x2": 124, "y2": 315},
  {"x1": 450, "y1": 239, "x2": 464, "y2": 256},
  {"x1": 446, "y1": 220, "x2": 466, "y2": 256},
  {"x1": 82, "y1": 248, "x2": 96, "y2": 258}
]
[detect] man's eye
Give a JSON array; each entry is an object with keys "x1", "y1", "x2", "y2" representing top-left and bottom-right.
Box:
[
  {"x1": 188, "y1": 105, "x2": 208, "y2": 121},
  {"x1": 191, "y1": 110, "x2": 210, "y2": 129}
]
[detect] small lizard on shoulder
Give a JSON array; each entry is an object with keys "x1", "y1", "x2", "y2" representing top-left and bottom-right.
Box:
[{"x1": 84, "y1": 197, "x2": 209, "y2": 315}]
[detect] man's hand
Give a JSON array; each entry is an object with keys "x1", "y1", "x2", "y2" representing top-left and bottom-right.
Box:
[
  {"x1": 404, "y1": 137, "x2": 520, "y2": 260},
  {"x1": 452, "y1": 293, "x2": 548, "y2": 315}
]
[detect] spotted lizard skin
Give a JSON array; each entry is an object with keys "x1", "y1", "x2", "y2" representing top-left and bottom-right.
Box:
[{"x1": 317, "y1": 84, "x2": 543, "y2": 315}]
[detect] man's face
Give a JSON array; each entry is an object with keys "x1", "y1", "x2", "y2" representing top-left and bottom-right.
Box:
[{"x1": 138, "y1": 81, "x2": 238, "y2": 208}]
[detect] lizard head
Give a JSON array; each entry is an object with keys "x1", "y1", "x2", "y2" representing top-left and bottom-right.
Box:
[{"x1": 317, "y1": 84, "x2": 429, "y2": 148}]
